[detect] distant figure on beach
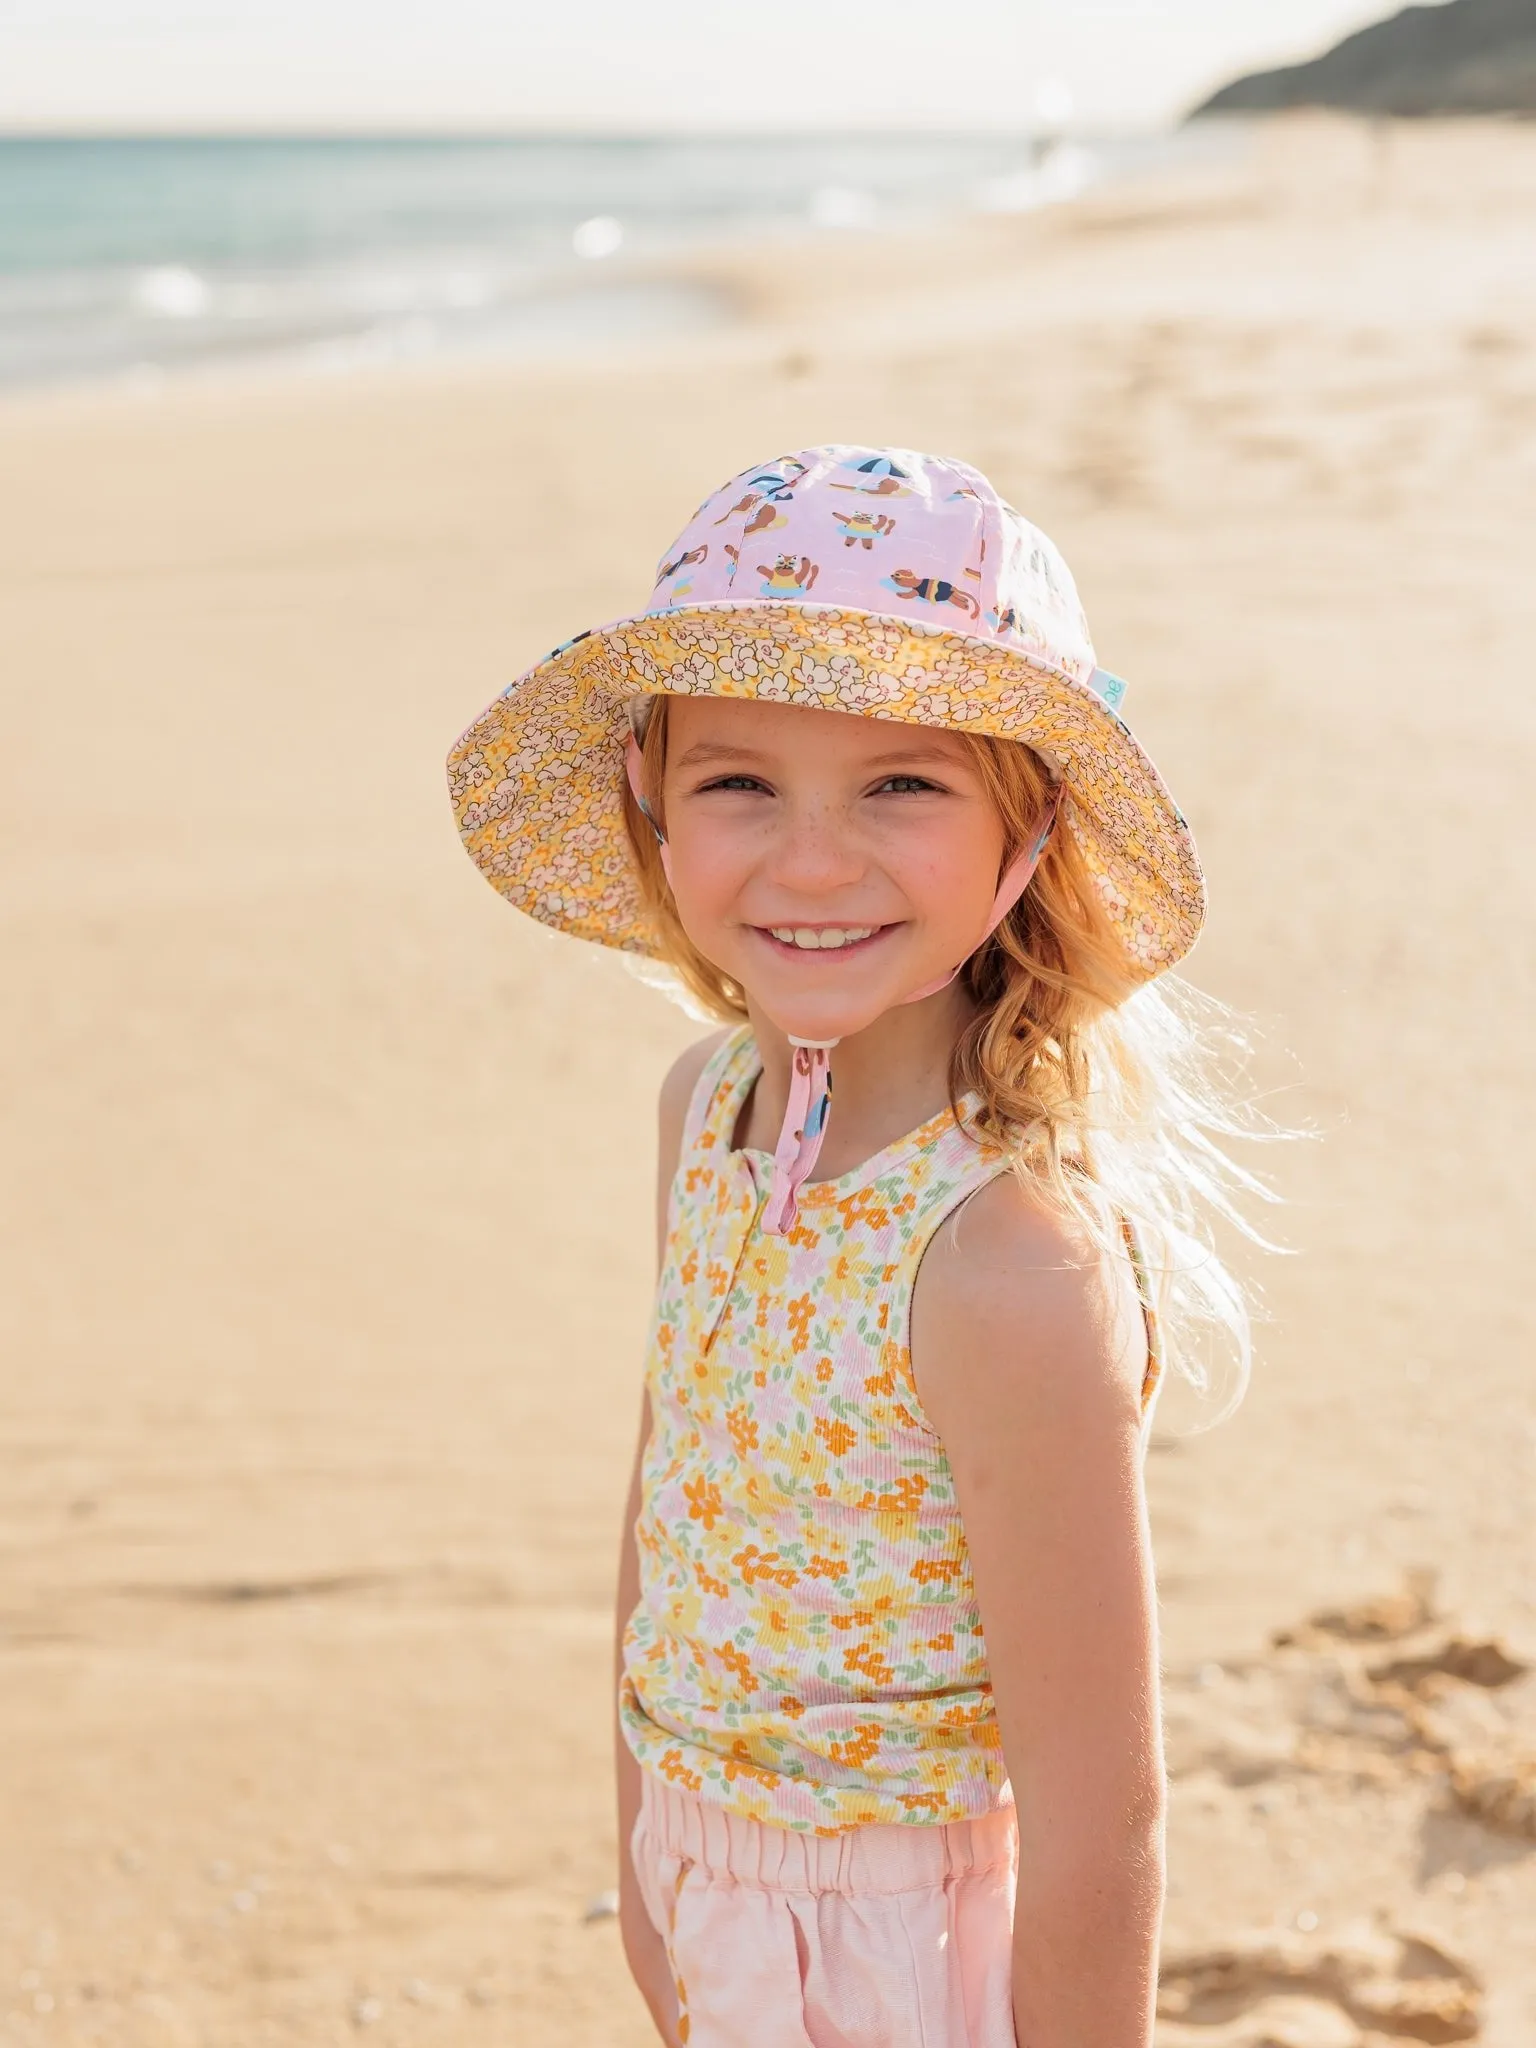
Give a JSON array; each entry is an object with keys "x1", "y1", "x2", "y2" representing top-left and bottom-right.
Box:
[{"x1": 447, "y1": 446, "x2": 1266, "y2": 2048}]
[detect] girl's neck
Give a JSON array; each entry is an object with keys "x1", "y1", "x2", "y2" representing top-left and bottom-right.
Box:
[{"x1": 737, "y1": 988, "x2": 976, "y2": 1181}]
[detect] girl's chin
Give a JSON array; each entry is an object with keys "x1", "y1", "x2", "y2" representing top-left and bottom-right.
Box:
[
  {"x1": 682, "y1": 922, "x2": 962, "y2": 1042},
  {"x1": 731, "y1": 933, "x2": 942, "y2": 1044},
  {"x1": 754, "y1": 1006, "x2": 893, "y2": 1047}
]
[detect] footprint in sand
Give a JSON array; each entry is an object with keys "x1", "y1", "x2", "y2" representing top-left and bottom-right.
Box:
[
  {"x1": 1261, "y1": 1573, "x2": 1536, "y2": 1850},
  {"x1": 1158, "y1": 1575, "x2": 1531, "y2": 2043},
  {"x1": 1156, "y1": 1925, "x2": 1481, "y2": 2047},
  {"x1": 1270, "y1": 1568, "x2": 1439, "y2": 1651}
]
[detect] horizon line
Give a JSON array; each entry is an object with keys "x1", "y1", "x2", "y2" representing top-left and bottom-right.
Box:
[{"x1": 0, "y1": 116, "x2": 1192, "y2": 144}]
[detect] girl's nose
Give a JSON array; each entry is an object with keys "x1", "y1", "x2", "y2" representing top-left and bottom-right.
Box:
[{"x1": 762, "y1": 799, "x2": 866, "y2": 895}]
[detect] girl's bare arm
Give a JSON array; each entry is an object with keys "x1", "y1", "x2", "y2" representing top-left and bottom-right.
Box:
[
  {"x1": 615, "y1": 1032, "x2": 728, "y2": 2046},
  {"x1": 614, "y1": 1388, "x2": 680, "y2": 2044},
  {"x1": 912, "y1": 1174, "x2": 1164, "y2": 2048}
]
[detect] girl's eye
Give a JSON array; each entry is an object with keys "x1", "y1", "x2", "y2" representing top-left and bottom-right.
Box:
[
  {"x1": 876, "y1": 774, "x2": 942, "y2": 795},
  {"x1": 699, "y1": 773, "x2": 772, "y2": 793}
]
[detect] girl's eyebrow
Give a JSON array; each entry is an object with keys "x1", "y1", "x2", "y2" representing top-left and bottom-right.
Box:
[
  {"x1": 673, "y1": 739, "x2": 961, "y2": 770},
  {"x1": 673, "y1": 740, "x2": 773, "y2": 768},
  {"x1": 861, "y1": 744, "x2": 960, "y2": 767}
]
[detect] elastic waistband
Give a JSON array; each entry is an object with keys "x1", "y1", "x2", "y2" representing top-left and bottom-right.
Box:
[{"x1": 638, "y1": 1770, "x2": 1017, "y2": 1896}]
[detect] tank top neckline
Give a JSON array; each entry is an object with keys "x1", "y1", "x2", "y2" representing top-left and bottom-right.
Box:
[{"x1": 713, "y1": 1029, "x2": 998, "y2": 1207}]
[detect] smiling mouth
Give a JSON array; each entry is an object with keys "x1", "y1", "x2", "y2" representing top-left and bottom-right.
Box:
[{"x1": 754, "y1": 923, "x2": 894, "y2": 956}]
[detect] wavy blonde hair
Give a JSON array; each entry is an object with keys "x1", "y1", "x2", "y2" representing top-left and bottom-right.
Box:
[{"x1": 624, "y1": 696, "x2": 1280, "y2": 1414}]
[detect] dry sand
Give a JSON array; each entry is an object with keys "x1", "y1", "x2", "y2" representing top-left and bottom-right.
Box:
[{"x1": 2, "y1": 114, "x2": 1534, "y2": 2045}]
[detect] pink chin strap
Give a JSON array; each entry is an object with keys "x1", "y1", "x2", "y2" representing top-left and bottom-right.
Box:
[{"x1": 625, "y1": 733, "x2": 1060, "y2": 1234}]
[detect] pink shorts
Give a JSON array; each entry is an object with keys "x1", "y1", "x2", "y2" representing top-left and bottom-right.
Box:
[{"x1": 631, "y1": 1771, "x2": 1019, "y2": 2047}]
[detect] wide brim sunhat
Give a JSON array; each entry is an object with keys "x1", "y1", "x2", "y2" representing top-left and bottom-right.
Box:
[{"x1": 447, "y1": 445, "x2": 1205, "y2": 980}]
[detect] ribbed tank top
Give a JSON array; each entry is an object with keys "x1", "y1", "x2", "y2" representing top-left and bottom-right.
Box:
[{"x1": 619, "y1": 1027, "x2": 1160, "y2": 1832}]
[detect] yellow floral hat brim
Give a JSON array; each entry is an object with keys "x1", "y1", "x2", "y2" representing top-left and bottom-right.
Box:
[{"x1": 446, "y1": 601, "x2": 1205, "y2": 980}]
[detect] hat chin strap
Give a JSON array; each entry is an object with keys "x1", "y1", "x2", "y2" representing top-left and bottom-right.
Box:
[{"x1": 625, "y1": 735, "x2": 1060, "y2": 1234}]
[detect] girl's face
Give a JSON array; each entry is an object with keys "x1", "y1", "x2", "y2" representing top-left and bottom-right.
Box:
[{"x1": 659, "y1": 697, "x2": 1008, "y2": 1044}]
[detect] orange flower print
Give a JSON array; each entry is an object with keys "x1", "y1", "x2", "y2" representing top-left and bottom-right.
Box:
[
  {"x1": 786, "y1": 1294, "x2": 815, "y2": 1349},
  {"x1": 779, "y1": 1694, "x2": 807, "y2": 1719},
  {"x1": 814, "y1": 1416, "x2": 857, "y2": 1458},
  {"x1": 659, "y1": 1749, "x2": 704, "y2": 1793},
  {"x1": 827, "y1": 1722, "x2": 884, "y2": 1770},
  {"x1": 939, "y1": 1694, "x2": 993, "y2": 1729},
  {"x1": 731, "y1": 1544, "x2": 798, "y2": 1590},
  {"x1": 724, "y1": 1740, "x2": 776, "y2": 1787},
  {"x1": 855, "y1": 1473, "x2": 927, "y2": 1514},
  {"x1": 815, "y1": 1358, "x2": 834, "y2": 1384},
  {"x1": 863, "y1": 1367, "x2": 895, "y2": 1397},
  {"x1": 899, "y1": 1791, "x2": 944, "y2": 1815},
  {"x1": 680, "y1": 1250, "x2": 698, "y2": 1286},
  {"x1": 694, "y1": 1562, "x2": 731, "y2": 1598},
  {"x1": 726, "y1": 1405, "x2": 759, "y2": 1458},
  {"x1": 683, "y1": 1475, "x2": 724, "y2": 1530},
  {"x1": 843, "y1": 1641, "x2": 894, "y2": 1687},
  {"x1": 806, "y1": 1554, "x2": 848, "y2": 1581},
  {"x1": 910, "y1": 1556, "x2": 963, "y2": 1584},
  {"x1": 717, "y1": 1640, "x2": 755, "y2": 1688},
  {"x1": 926, "y1": 1632, "x2": 955, "y2": 1653}
]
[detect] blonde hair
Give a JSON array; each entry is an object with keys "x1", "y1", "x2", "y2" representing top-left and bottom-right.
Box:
[{"x1": 624, "y1": 697, "x2": 1279, "y2": 1414}]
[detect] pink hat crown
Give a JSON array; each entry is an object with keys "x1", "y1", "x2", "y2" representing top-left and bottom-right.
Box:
[{"x1": 646, "y1": 445, "x2": 1107, "y2": 699}]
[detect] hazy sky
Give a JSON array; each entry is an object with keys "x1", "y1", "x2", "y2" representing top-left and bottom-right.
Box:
[{"x1": 0, "y1": 0, "x2": 1413, "y2": 132}]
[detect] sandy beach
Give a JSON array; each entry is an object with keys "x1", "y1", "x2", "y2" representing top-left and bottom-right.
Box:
[{"x1": 2, "y1": 113, "x2": 1535, "y2": 2044}]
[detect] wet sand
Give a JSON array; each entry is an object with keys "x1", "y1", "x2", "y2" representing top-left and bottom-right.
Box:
[{"x1": 2, "y1": 115, "x2": 1534, "y2": 2044}]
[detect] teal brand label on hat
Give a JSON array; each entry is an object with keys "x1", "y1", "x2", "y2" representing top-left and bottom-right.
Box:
[{"x1": 1089, "y1": 667, "x2": 1127, "y2": 712}]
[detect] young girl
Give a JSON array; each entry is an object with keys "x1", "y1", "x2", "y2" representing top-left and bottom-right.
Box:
[{"x1": 448, "y1": 447, "x2": 1258, "y2": 2047}]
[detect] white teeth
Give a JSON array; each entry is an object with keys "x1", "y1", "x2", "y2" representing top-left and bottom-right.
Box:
[{"x1": 767, "y1": 926, "x2": 877, "y2": 950}]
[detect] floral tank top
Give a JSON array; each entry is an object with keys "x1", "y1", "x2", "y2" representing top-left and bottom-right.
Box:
[{"x1": 619, "y1": 1027, "x2": 1161, "y2": 1833}]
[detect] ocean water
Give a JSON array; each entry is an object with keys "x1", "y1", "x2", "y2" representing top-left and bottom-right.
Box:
[{"x1": 0, "y1": 132, "x2": 1214, "y2": 391}]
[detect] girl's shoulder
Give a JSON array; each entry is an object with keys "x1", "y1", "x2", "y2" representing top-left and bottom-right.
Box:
[
  {"x1": 910, "y1": 1167, "x2": 1152, "y2": 1429},
  {"x1": 657, "y1": 1025, "x2": 748, "y2": 1180}
]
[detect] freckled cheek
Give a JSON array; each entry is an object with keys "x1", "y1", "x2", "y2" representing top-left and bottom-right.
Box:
[
  {"x1": 663, "y1": 820, "x2": 757, "y2": 938},
  {"x1": 886, "y1": 831, "x2": 1001, "y2": 930}
]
